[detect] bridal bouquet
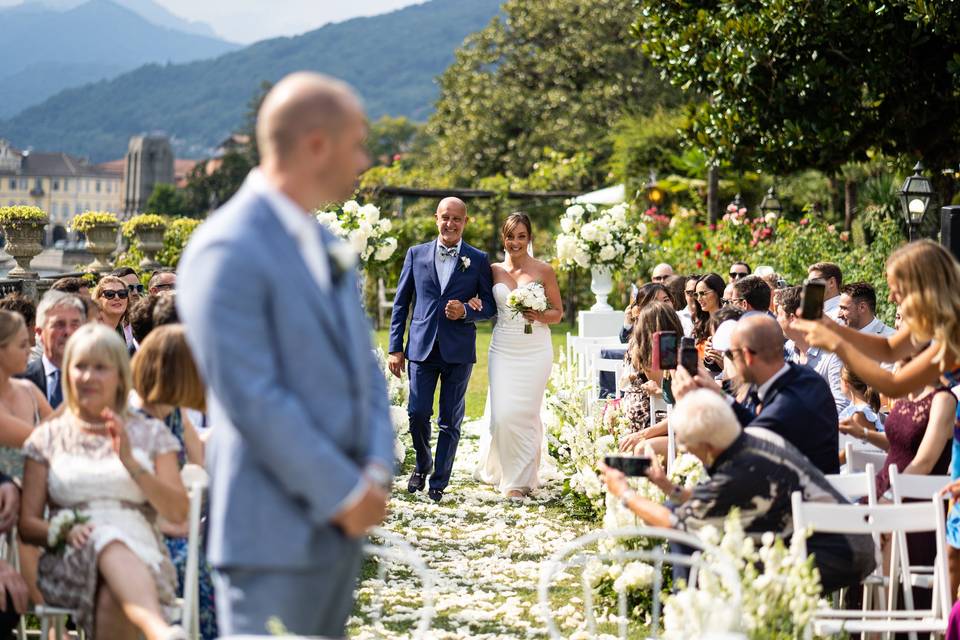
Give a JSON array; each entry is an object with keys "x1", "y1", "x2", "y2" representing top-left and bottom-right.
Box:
[
  {"x1": 315, "y1": 200, "x2": 398, "y2": 268},
  {"x1": 555, "y1": 203, "x2": 646, "y2": 272},
  {"x1": 506, "y1": 281, "x2": 550, "y2": 334}
]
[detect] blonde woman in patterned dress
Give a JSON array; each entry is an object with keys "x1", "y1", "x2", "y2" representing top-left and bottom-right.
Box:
[{"x1": 19, "y1": 324, "x2": 189, "y2": 640}]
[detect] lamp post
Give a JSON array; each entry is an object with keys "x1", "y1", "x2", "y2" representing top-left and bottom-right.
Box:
[
  {"x1": 898, "y1": 161, "x2": 935, "y2": 241},
  {"x1": 645, "y1": 171, "x2": 664, "y2": 209},
  {"x1": 759, "y1": 185, "x2": 783, "y2": 219},
  {"x1": 728, "y1": 192, "x2": 745, "y2": 214}
]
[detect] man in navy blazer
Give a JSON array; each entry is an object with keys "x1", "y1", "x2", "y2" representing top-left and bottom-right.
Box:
[
  {"x1": 674, "y1": 314, "x2": 840, "y2": 474},
  {"x1": 388, "y1": 198, "x2": 496, "y2": 501}
]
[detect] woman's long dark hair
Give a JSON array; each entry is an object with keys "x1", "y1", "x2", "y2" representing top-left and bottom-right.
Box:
[
  {"x1": 693, "y1": 272, "x2": 725, "y2": 341},
  {"x1": 633, "y1": 283, "x2": 670, "y2": 310}
]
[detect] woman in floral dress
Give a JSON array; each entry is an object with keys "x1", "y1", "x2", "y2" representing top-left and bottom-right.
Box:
[{"x1": 19, "y1": 324, "x2": 189, "y2": 640}]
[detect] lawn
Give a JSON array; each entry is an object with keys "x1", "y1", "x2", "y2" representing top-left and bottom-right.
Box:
[{"x1": 373, "y1": 323, "x2": 571, "y2": 419}]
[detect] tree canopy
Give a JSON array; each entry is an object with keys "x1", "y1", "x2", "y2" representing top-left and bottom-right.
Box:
[{"x1": 634, "y1": 0, "x2": 960, "y2": 174}]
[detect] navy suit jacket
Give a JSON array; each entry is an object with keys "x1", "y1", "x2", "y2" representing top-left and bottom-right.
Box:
[
  {"x1": 731, "y1": 363, "x2": 840, "y2": 474},
  {"x1": 18, "y1": 358, "x2": 46, "y2": 397},
  {"x1": 389, "y1": 240, "x2": 495, "y2": 364}
]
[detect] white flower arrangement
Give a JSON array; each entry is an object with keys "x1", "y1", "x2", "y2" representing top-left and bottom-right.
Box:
[
  {"x1": 555, "y1": 203, "x2": 646, "y2": 272},
  {"x1": 316, "y1": 200, "x2": 398, "y2": 268},
  {"x1": 505, "y1": 281, "x2": 550, "y2": 334},
  {"x1": 47, "y1": 509, "x2": 89, "y2": 551},
  {"x1": 374, "y1": 347, "x2": 410, "y2": 465}
]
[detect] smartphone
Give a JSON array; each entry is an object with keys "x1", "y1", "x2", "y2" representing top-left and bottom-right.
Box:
[
  {"x1": 800, "y1": 279, "x2": 826, "y2": 320},
  {"x1": 604, "y1": 455, "x2": 652, "y2": 477},
  {"x1": 679, "y1": 337, "x2": 698, "y2": 375},
  {"x1": 652, "y1": 331, "x2": 678, "y2": 370}
]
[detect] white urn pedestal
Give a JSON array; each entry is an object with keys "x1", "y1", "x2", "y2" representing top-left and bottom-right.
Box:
[{"x1": 577, "y1": 310, "x2": 625, "y2": 337}]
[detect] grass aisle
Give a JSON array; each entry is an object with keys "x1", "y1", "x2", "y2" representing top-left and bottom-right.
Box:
[{"x1": 349, "y1": 419, "x2": 594, "y2": 639}]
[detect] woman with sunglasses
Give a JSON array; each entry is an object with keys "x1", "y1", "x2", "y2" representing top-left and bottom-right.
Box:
[
  {"x1": 692, "y1": 273, "x2": 725, "y2": 353},
  {"x1": 93, "y1": 276, "x2": 130, "y2": 343}
]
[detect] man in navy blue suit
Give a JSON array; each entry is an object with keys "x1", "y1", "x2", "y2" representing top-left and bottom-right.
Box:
[
  {"x1": 388, "y1": 198, "x2": 496, "y2": 502},
  {"x1": 673, "y1": 314, "x2": 840, "y2": 474}
]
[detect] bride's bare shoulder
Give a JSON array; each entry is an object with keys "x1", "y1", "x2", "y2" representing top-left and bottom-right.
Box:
[{"x1": 532, "y1": 259, "x2": 557, "y2": 279}]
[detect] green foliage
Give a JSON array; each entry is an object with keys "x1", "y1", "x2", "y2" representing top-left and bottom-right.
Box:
[
  {"x1": 145, "y1": 184, "x2": 190, "y2": 219},
  {"x1": 426, "y1": 0, "x2": 680, "y2": 183},
  {"x1": 608, "y1": 108, "x2": 688, "y2": 194},
  {"x1": 0, "y1": 205, "x2": 47, "y2": 224},
  {"x1": 69, "y1": 211, "x2": 118, "y2": 233},
  {"x1": 634, "y1": 0, "x2": 960, "y2": 174},
  {"x1": 367, "y1": 116, "x2": 425, "y2": 167},
  {"x1": 182, "y1": 151, "x2": 254, "y2": 216},
  {"x1": 121, "y1": 214, "x2": 167, "y2": 238},
  {"x1": 157, "y1": 218, "x2": 202, "y2": 267},
  {"x1": 0, "y1": 0, "x2": 503, "y2": 161}
]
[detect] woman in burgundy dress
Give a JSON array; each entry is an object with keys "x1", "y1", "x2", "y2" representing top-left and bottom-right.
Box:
[{"x1": 874, "y1": 383, "x2": 955, "y2": 617}]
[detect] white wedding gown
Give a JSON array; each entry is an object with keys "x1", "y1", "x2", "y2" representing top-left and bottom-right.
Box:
[{"x1": 474, "y1": 282, "x2": 554, "y2": 494}]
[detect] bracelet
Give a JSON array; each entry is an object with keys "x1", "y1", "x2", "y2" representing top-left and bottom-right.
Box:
[
  {"x1": 620, "y1": 489, "x2": 636, "y2": 510},
  {"x1": 862, "y1": 426, "x2": 869, "y2": 441}
]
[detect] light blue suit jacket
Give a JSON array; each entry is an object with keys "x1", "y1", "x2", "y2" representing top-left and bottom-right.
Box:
[{"x1": 177, "y1": 181, "x2": 395, "y2": 570}]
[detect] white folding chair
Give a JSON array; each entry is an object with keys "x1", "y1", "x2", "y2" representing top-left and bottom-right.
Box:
[
  {"x1": 844, "y1": 442, "x2": 887, "y2": 474},
  {"x1": 791, "y1": 491, "x2": 951, "y2": 637},
  {"x1": 35, "y1": 463, "x2": 209, "y2": 640},
  {"x1": 594, "y1": 357, "x2": 625, "y2": 400},
  {"x1": 362, "y1": 527, "x2": 434, "y2": 640},
  {"x1": 887, "y1": 465, "x2": 952, "y2": 624},
  {"x1": 538, "y1": 526, "x2": 742, "y2": 640}
]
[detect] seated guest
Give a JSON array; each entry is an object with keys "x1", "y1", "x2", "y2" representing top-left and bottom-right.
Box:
[
  {"x1": 148, "y1": 269, "x2": 176, "y2": 296},
  {"x1": 110, "y1": 267, "x2": 143, "y2": 306},
  {"x1": 692, "y1": 273, "x2": 725, "y2": 354},
  {"x1": 777, "y1": 286, "x2": 847, "y2": 413},
  {"x1": 664, "y1": 275, "x2": 693, "y2": 336},
  {"x1": 0, "y1": 294, "x2": 37, "y2": 347},
  {"x1": 620, "y1": 283, "x2": 673, "y2": 344},
  {"x1": 132, "y1": 325, "x2": 216, "y2": 639},
  {"x1": 807, "y1": 261, "x2": 843, "y2": 321},
  {"x1": 838, "y1": 282, "x2": 895, "y2": 337},
  {"x1": 728, "y1": 261, "x2": 751, "y2": 283},
  {"x1": 79, "y1": 295, "x2": 100, "y2": 324},
  {"x1": 152, "y1": 293, "x2": 179, "y2": 328},
  {"x1": 651, "y1": 262, "x2": 674, "y2": 283},
  {"x1": 703, "y1": 307, "x2": 743, "y2": 376},
  {"x1": 600, "y1": 389, "x2": 876, "y2": 593},
  {"x1": 617, "y1": 303, "x2": 683, "y2": 457},
  {"x1": 722, "y1": 282, "x2": 736, "y2": 306},
  {"x1": 677, "y1": 275, "x2": 699, "y2": 338},
  {"x1": 128, "y1": 296, "x2": 161, "y2": 350},
  {"x1": 731, "y1": 275, "x2": 772, "y2": 316},
  {"x1": 20, "y1": 323, "x2": 189, "y2": 640},
  {"x1": 93, "y1": 276, "x2": 130, "y2": 340},
  {"x1": 20, "y1": 291, "x2": 86, "y2": 409},
  {"x1": 675, "y1": 314, "x2": 841, "y2": 474},
  {"x1": 50, "y1": 276, "x2": 91, "y2": 298}
]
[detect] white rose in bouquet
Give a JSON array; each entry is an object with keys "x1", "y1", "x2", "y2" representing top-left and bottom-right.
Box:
[
  {"x1": 560, "y1": 217, "x2": 576, "y2": 233},
  {"x1": 316, "y1": 200, "x2": 398, "y2": 269},
  {"x1": 348, "y1": 228, "x2": 368, "y2": 254},
  {"x1": 374, "y1": 236, "x2": 398, "y2": 261},
  {"x1": 342, "y1": 200, "x2": 361, "y2": 214},
  {"x1": 506, "y1": 281, "x2": 551, "y2": 334},
  {"x1": 359, "y1": 203, "x2": 380, "y2": 223}
]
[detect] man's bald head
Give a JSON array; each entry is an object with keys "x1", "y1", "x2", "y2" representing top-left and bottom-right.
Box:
[
  {"x1": 257, "y1": 72, "x2": 362, "y2": 162},
  {"x1": 732, "y1": 314, "x2": 785, "y2": 362},
  {"x1": 437, "y1": 197, "x2": 467, "y2": 216}
]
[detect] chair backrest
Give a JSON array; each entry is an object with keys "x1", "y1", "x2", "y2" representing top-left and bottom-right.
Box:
[
  {"x1": 568, "y1": 336, "x2": 623, "y2": 380},
  {"x1": 180, "y1": 463, "x2": 209, "y2": 640},
  {"x1": 594, "y1": 358, "x2": 625, "y2": 399},
  {"x1": 363, "y1": 527, "x2": 434, "y2": 640},
  {"x1": 888, "y1": 465, "x2": 952, "y2": 502},
  {"x1": 538, "y1": 526, "x2": 741, "y2": 640},
  {"x1": 826, "y1": 463, "x2": 877, "y2": 504},
  {"x1": 844, "y1": 442, "x2": 887, "y2": 473}
]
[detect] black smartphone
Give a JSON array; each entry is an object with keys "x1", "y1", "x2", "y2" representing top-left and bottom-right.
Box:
[
  {"x1": 652, "y1": 331, "x2": 678, "y2": 370},
  {"x1": 604, "y1": 455, "x2": 652, "y2": 477},
  {"x1": 800, "y1": 279, "x2": 826, "y2": 320},
  {"x1": 679, "y1": 337, "x2": 698, "y2": 375}
]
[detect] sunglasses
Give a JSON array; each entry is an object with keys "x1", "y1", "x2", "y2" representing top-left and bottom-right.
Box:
[
  {"x1": 652, "y1": 275, "x2": 669, "y2": 282},
  {"x1": 127, "y1": 284, "x2": 145, "y2": 294},
  {"x1": 152, "y1": 283, "x2": 175, "y2": 292},
  {"x1": 729, "y1": 272, "x2": 749, "y2": 279},
  {"x1": 101, "y1": 289, "x2": 128, "y2": 300},
  {"x1": 694, "y1": 291, "x2": 715, "y2": 298}
]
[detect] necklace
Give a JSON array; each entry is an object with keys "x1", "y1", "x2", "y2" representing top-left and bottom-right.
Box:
[{"x1": 71, "y1": 415, "x2": 108, "y2": 435}]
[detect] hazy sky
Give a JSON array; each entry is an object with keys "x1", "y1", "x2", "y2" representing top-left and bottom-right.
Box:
[{"x1": 0, "y1": 0, "x2": 426, "y2": 43}]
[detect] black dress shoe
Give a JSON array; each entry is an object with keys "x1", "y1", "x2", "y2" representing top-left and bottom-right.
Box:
[
  {"x1": 428, "y1": 489, "x2": 443, "y2": 503},
  {"x1": 407, "y1": 472, "x2": 427, "y2": 493}
]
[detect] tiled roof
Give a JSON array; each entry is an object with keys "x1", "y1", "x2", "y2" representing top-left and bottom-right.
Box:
[{"x1": 0, "y1": 151, "x2": 117, "y2": 178}]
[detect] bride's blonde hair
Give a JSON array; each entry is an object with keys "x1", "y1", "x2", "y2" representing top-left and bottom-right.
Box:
[{"x1": 886, "y1": 239, "x2": 960, "y2": 370}]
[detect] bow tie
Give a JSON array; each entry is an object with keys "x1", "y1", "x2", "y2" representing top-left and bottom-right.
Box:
[{"x1": 438, "y1": 245, "x2": 459, "y2": 260}]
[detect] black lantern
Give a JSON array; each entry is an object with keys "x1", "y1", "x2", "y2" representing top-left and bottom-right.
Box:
[
  {"x1": 759, "y1": 185, "x2": 783, "y2": 218},
  {"x1": 728, "y1": 192, "x2": 745, "y2": 213},
  {"x1": 898, "y1": 161, "x2": 935, "y2": 241},
  {"x1": 645, "y1": 171, "x2": 664, "y2": 207}
]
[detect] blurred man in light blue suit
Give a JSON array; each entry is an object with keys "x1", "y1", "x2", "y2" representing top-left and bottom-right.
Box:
[{"x1": 177, "y1": 72, "x2": 394, "y2": 638}]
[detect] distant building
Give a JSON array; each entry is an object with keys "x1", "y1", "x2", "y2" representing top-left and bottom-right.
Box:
[
  {"x1": 123, "y1": 135, "x2": 174, "y2": 215},
  {"x1": 0, "y1": 138, "x2": 123, "y2": 242}
]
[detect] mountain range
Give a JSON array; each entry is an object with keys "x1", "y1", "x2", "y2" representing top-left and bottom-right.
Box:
[
  {"x1": 0, "y1": 0, "x2": 238, "y2": 117},
  {"x1": 0, "y1": 0, "x2": 503, "y2": 162}
]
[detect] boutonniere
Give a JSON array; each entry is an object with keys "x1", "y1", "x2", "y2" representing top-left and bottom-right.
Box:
[
  {"x1": 327, "y1": 240, "x2": 357, "y2": 285},
  {"x1": 459, "y1": 256, "x2": 471, "y2": 272}
]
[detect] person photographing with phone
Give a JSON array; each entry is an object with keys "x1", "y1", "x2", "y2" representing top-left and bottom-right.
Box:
[{"x1": 599, "y1": 389, "x2": 876, "y2": 594}]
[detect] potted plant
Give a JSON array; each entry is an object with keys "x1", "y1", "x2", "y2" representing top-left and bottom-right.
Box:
[
  {"x1": 0, "y1": 205, "x2": 49, "y2": 278},
  {"x1": 122, "y1": 213, "x2": 167, "y2": 270},
  {"x1": 70, "y1": 211, "x2": 119, "y2": 272}
]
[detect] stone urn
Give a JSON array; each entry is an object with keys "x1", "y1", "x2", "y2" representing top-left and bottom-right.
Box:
[
  {"x1": 2, "y1": 218, "x2": 48, "y2": 279},
  {"x1": 589, "y1": 265, "x2": 614, "y2": 311},
  {"x1": 85, "y1": 223, "x2": 119, "y2": 272},
  {"x1": 135, "y1": 226, "x2": 165, "y2": 270}
]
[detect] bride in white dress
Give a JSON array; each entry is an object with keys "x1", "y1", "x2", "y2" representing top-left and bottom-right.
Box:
[{"x1": 472, "y1": 213, "x2": 564, "y2": 498}]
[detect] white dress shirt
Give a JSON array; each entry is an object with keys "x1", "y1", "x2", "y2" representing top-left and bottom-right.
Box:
[
  {"x1": 247, "y1": 169, "x2": 330, "y2": 292},
  {"x1": 861, "y1": 316, "x2": 896, "y2": 338},
  {"x1": 41, "y1": 353, "x2": 59, "y2": 404},
  {"x1": 824, "y1": 295, "x2": 841, "y2": 321},
  {"x1": 434, "y1": 238, "x2": 462, "y2": 292}
]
